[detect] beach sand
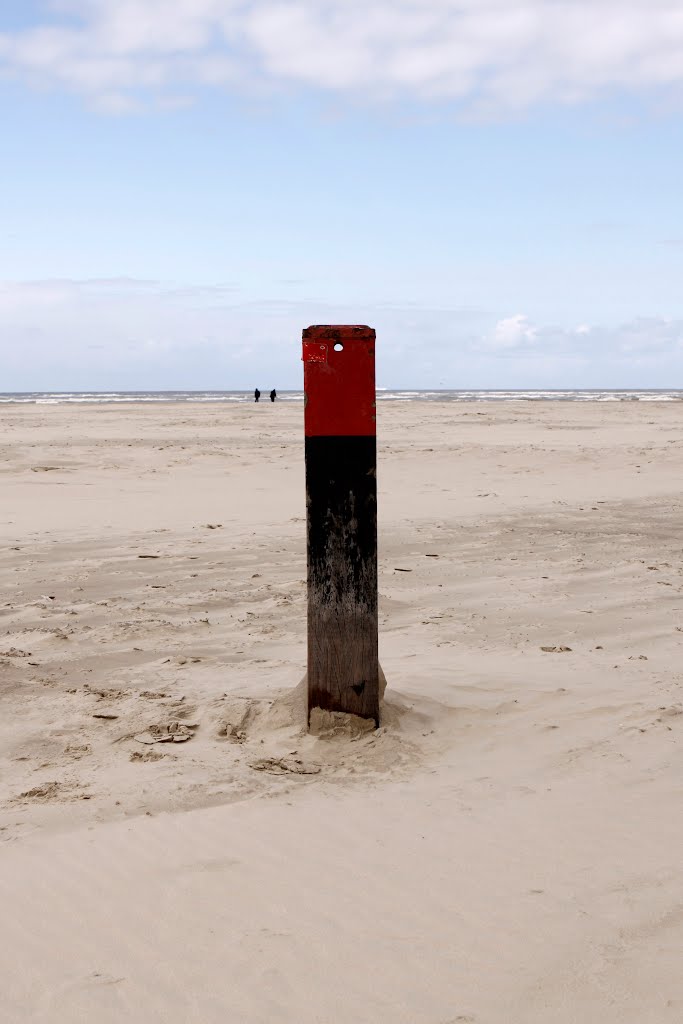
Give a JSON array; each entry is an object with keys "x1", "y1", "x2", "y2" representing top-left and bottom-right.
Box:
[{"x1": 1, "y1": 399, "x2": 683, "y2": 1023}]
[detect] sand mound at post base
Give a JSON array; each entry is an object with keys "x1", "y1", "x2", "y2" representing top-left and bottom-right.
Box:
[{"x1": 263, "y1": 664, "x2": 388, "y2": 734}]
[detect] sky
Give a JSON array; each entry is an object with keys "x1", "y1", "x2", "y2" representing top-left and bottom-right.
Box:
[{"x1": 1, "y1": 1, "x2": 683, "y2": 390}]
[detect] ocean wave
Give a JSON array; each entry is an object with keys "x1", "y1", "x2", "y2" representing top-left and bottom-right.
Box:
[{"x1": 2, "y1": 390, "x2": 683, "y2": 405}]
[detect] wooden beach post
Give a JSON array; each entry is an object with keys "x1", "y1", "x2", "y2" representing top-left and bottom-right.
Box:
[{"x1": 302, "y1": 325, "x2": 380, "y2": 726}]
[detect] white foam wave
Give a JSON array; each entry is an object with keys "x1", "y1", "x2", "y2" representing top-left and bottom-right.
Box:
[{"x1": 2, "y1": 390, "x2": 683, "y2": 405}]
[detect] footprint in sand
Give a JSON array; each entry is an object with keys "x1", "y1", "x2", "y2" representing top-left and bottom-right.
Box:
[
  {"x1": 129, "y1": 749, "x2": 165, "y2": 762},
  {"x1": 12, "y1": 781, "x2": 91, "y2": 803},
  {"x1": 64, "y1": 743, "x2": 91, "y2": 760},
  {"x1": 249, "y1": 757, "x2": 321, "y2": 776},
  {"x1": 133, "y1": 722, "x2": 198, "y2": 745}
]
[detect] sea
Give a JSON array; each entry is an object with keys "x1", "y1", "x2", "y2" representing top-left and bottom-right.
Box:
[{"x1": 1, "y1": 389, "x2": 683, "y2": 404}]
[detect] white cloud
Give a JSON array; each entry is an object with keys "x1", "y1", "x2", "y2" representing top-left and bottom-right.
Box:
[
  {"x1": 486, "y1": 313, "x2": 538, "y2": 350},
  {"x1": 2, "y1": 1, "x2": 683, "y2": 114},
  {"x1": 476, "y1": 313, "x2": 683, "y2": 359}
]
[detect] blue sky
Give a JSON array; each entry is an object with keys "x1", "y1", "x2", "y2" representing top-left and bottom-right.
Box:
[{"x1": 1, "y1": 1, "x2": 683, "y2": 390}]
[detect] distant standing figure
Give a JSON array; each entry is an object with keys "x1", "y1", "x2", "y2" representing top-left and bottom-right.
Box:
[
  {"x1": 254, "y1": 388, "x2": 261, "y2": 403},
  {"x1": 270, "y1": 389, "x2": 277, "y2": 403}
]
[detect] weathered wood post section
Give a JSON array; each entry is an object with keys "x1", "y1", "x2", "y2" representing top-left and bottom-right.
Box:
[{"x1": 302, "y1": 324, "x2": 380, "y2": 726}]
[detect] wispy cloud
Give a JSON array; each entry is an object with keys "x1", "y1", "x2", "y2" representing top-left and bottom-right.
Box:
[
  {"x1": 3, "y1": 278, "x2": 683, "y2": 389},
  {"x1": 2, "y1": 1, "x2": 683, "y2": 115},
  {"x1": 476, "y1": 313, "x2": 683, "y2": 357},
  {"x1": 0, "y1": 276, "x2": 484, "y2": 388}
]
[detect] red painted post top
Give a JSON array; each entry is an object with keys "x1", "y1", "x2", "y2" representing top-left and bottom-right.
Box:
[{"x1": 302, "y1": 325, "x2": 376, "y2": 437}]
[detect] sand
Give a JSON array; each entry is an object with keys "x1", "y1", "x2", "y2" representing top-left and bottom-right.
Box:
[{"x1": 1, "y1": 399, "x2": 683, "y2": 1023}]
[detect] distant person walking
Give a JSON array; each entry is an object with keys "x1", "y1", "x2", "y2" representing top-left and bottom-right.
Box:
[
  {"x1": 254, "y1": 388, "x2": 261, "y2": 403},
  {"x1": 270, "y1": 389, "x2": 277, "y2": 403}
]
